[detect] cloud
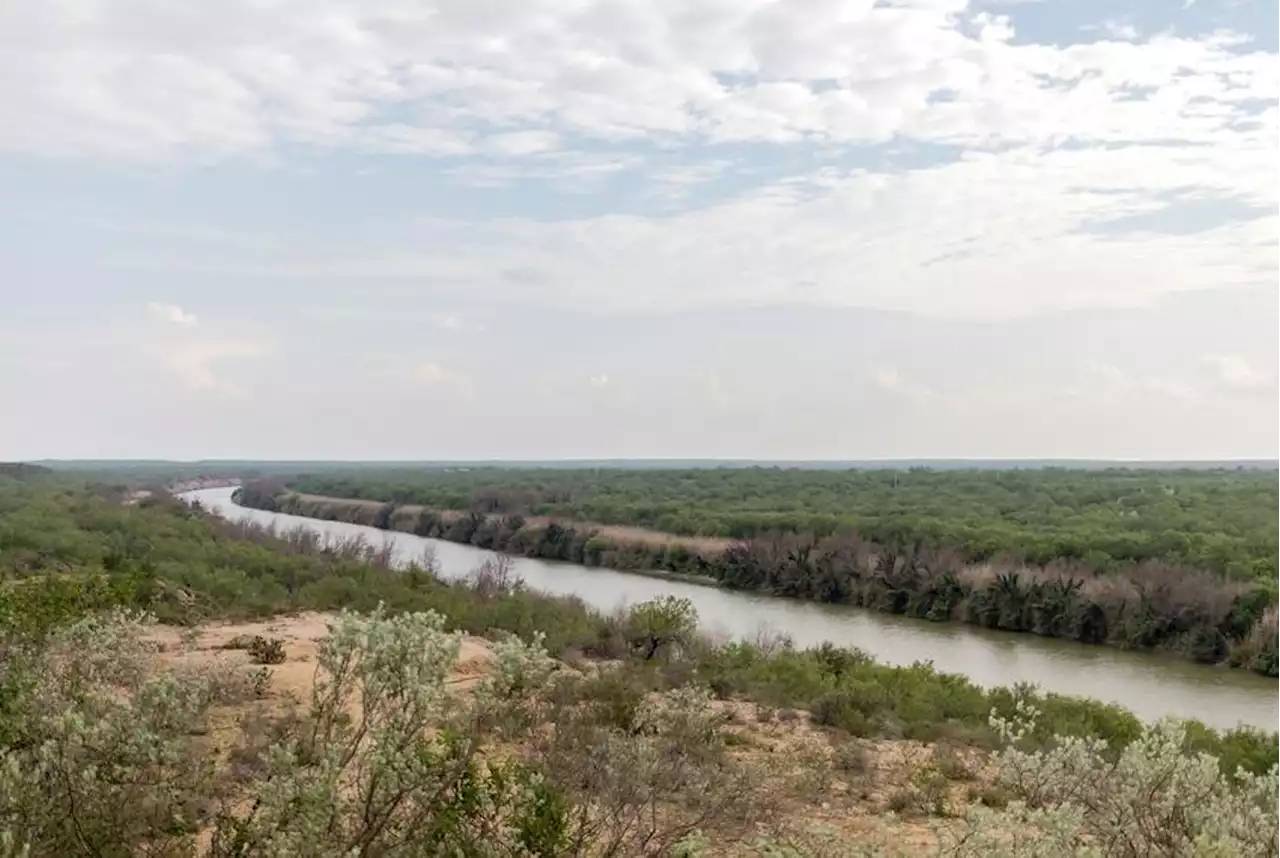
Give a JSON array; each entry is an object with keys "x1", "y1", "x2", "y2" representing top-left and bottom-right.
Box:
[
  {"x1": 1203, "y1": 354, "x2": 1276, "y2": 394},
  {"x1": 146, "y1": 302, "x2": 199, "y2": 327},
  {"x1": 4, "y1": 0, "x2": 1274, "y2": 324},
  {"x1": 588, "y1": 373, "x2": 610, "y2": 388},
  {"x1": 412, "y1": 361, "x2": 473, "y2": 397},
  {"x1": 208, "y1": 138, "x2": 1272, "y2": 318},
  {"x1": 485, "y1": 131, "x2": 561, "y2": 156},
  {"x1": 1, "y1": 1, "x2": 1273, "y2": 159},
  {"x1": 148, "y1": 338, "x2": 270, "y2": 396}
]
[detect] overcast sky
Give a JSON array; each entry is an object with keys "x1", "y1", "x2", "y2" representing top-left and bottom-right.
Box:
[{"x1": 1, "y1": 0, "x2": 1276, "y2": 461}]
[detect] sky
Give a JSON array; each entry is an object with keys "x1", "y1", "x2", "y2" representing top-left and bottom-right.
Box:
[{"x1": 1, "y1": 0, "x2": 1276, "y2": 461}]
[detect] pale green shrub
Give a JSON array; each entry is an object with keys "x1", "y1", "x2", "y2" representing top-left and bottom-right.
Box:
[
  {"x1": 946, "y1": 700, "x2": 1280, "y2": 857},
  {"x1": 0, "y1": 610, "x2": 229, "y2": 856},
  {"x1": 536, "y1": 681, "x2": 758, "y2": 855},
  {"x1": 210, "y1": 606, "x2": 562, "y2": 856}
]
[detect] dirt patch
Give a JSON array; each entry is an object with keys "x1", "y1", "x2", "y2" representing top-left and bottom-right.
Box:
[
  {"x1": 149, "y1": 613, "x2": 497, "y2": 706},
  {"x1": 710, "y1": 698, "x2": 995, "y2": 852}
]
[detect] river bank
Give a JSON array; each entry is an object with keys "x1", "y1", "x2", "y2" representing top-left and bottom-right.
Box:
[
  {"x1": 193, "y1": 487, "x2": 1278, "y2": 730},
  {"x1": 235, "y1": 486, "x2": 1279, "y2": 677}
]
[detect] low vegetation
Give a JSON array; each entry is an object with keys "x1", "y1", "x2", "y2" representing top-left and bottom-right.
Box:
[{"x1": 1, "y1": 473, "x2": 1277, "y2": 856}]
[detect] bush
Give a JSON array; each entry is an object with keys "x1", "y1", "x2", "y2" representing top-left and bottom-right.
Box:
[
  {"x1": 0, "y1": 605, "x2": 765, "y2": 857},
  {"x1": 946, "y1": 701, "x2": 1280, "y2": 856},
  {"x1": 247, "y1": 635, "x2": 286, "y2": 665},
  {"x1": 0, "y1": 611, "x2": 245, "y2": 854},
  {"x1": 212, "y1": 607, "x2": 566, "y2": 855},
  {"x1": 624, "y1": 595, "x2": 698, "y2": 660},
  {"x1": 832, "y1": 741, "x2": 872, "y2": 776}
]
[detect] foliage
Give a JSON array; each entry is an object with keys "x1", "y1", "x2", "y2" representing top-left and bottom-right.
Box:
[
  {"x1": 945, "y1": 702, "x2": 1280, "y2": 857},
  {"x1": 0, "y1": 477, "x2": 1275, "y2": 779},
  {"x1": 247, "y1": 635, "x2": 286, "y2": 665},
  {"x1": 624, "y1": 595, "x2": 698, "y2": 660},
  {"x1": 0, "y1": 604, "x2": 762, "y2": 857},
  {"x1": 212, "y1": 606, "x2": 565, "y2": 856},
  {"x1": 284, "y1": 466, "x2": 1278, "y2": 580},
  {"x1": 536, "y1": 680, "x2": 757, "y2": 854},
  {"x1": 0, "y1": 610, "x2": 253, "y2": 856},
  {"x1": 255, "y1": 470, "x2": 1279, "y2": 671}
]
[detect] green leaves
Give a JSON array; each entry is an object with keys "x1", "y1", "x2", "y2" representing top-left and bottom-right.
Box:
[{"x1": 625, "y1": 596, "x2": 698, "y2": 661}]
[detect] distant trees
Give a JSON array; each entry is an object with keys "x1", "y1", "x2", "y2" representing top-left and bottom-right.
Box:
[
  {"x1": 285, "y1": 466, "x2": 1279, "y2": 581},
  {"x1": 232, "y1": 480, "x2": 284, "y2": 512}
]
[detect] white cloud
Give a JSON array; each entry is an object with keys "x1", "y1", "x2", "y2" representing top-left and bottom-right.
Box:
[
  {"x1": 205, "y1": 139, "x2": 1273, "y2": 318},
  {"x1": 4, "y1": 0, "x2": 1274, "y2": 322},
  {"x1": 1203, "y1": 354, "x2": 1276, "y2": 393},
  {"x1": 0, "y1": 1, "x2": 1273, "y2": 158},
  {"x1": 146, "y1": 338, "x2": 269, "y2": 396},
  {"x1": 485, "y1": 130, "x2": 561, "y2": 156},
  {"x1": 146, "y1": 302, "x2": 199, "y2": 327},
  {"x1": 412, "y1": 361, "x2": 473, "y2": 397},
  {"x1": 588, "y1": 373, "x2": 610, "y2": 388},
  {"x1": 1071, "y1": 362, "x2": 1202, "y2": 404}
]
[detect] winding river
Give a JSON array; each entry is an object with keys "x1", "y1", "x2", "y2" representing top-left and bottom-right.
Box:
[{"x1": 185, "y1": 487, "x2": 1277, "y2": 731}]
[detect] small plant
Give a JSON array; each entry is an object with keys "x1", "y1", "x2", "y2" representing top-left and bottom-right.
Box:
[
  {"x1": 625, "y1": 595, "x2": 698, "y2": 660},
  {"x1": 886, "y1": 787, "x2": 916, "y2": 815},
  {"x1": 249, "y1": 667, "x2": 272, "y2": 699},
  {"x1": 833, "y1": 741, "x2": 871, "y2": 776},
  {"x1": 221, "y1": 634, "x2": 256, "y2": 650},
  {"x1": 966, "y1": 784, "x2": 1010, "y2": 809},
  {"x1": 887, "y1": 767, "x2": 951, "y2": 817},
  {"x1": 247, "y1": 635, "x2": 286, "y2": 665},
  {"x1": 931, "y1": 742, "x2": 975, "y2": 781}
]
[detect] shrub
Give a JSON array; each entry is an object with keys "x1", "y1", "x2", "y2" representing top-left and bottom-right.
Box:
[
  {"x1": 247, "y1": 635, "x2": 286, "y2": 665},
  {"x1": 947, "y1": 701, "x2": 1280, "y2": 856},
  {"x1": 832, "y1": 741, "x2": 872, "y2": 776},
  {"x1": 624, "y1": 595, "x2": 698, "y2": 660},
  {"x1": 212, "y1": 607, "x2": 565, "y2": 855},
  {"x1": 0, "y1": 611, "x2": 237, "y2": 855}
]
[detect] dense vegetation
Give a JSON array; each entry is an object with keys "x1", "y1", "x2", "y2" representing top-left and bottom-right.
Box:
[
  {"x1": 1, "y1": 473, "x2": 1277, "y2": 855},
  {"x1": 286, "y1": 467, "x2": 1279, "y2": 580},
  {"x1": 248, "y1": 468, "x2": 1280, "y2": 673}
]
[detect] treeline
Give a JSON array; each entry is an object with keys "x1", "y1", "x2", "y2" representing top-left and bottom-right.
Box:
[
  {"x1": 286, "y1": 466, "x2": 1279, "y2": 582},
  {"x1": 261, "y1": 489, "x2": 1279, "y2": 675}
]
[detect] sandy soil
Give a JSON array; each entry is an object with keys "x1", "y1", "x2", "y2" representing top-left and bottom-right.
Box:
[
  {"x1": 149, "y1": 612, "x2": 496, "y2": 702},
  {"x1": 148, "y1": 613, "x2": 992, "y2": 854}
]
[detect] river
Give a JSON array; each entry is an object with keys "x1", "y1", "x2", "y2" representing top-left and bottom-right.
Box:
[{"x1": 185, "y1": 487, "x2": 1277, "y2": 731}]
